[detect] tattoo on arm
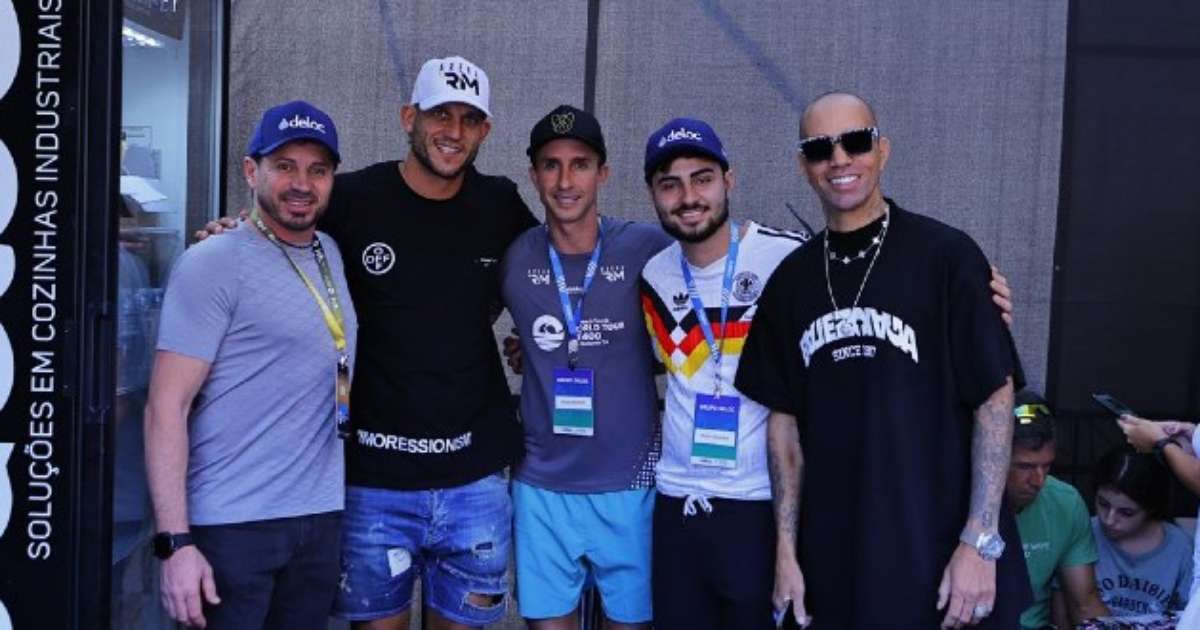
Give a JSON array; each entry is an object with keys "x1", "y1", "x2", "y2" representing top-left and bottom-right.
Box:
[
  {"x1": 967, "y1": 377, "x2": 1014, "y2": 537},
  {"x1": 768, "y1": 411, "x2": 803, "y2": 546}
]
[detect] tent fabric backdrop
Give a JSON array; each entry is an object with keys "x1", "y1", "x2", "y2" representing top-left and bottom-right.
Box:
[{"x1": 227, "y1": 0, "x2": 1067, "y2": 392}]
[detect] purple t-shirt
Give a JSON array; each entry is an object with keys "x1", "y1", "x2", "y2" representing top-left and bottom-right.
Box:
[{"x1": 501, "y1": 218, "x2": 671, "y2": 492}]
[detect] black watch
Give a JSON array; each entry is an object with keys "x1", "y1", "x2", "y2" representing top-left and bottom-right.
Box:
[
  {"x1": 152, "y1": 532, "x2": 194, "y2": 559},
  {"x1": 1152, "y1": 437, "x2": 1180, "y2": 465}
]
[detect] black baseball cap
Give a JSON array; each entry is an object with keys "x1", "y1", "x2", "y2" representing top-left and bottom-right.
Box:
[{"x1": 527, "y1": 105, "x2": 607, "y2": 165}]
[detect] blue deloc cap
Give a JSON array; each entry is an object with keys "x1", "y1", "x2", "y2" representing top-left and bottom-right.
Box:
[
  {"x1": 246, "y1": 100, "x2": 341, "y2": 164},
  {"x1": 644, "y1": 117, "x2": 728, "y2": 182}
]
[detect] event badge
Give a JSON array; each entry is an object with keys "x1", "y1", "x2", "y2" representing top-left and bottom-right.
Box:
[
  {"x1": 335, "y1": 354, "x2": 351, "y2": 438},
  {"x1": 691, "y1": 393, "x2": 739, "y2": 468},
  {"x1": 553, "y1": 367, "x2": 595, "y2": 436}
]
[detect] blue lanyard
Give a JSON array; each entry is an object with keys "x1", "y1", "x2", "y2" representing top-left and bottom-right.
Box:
[
  {"x1": 679, "y1": 222, "x2": 740, "y2": 396},
  {"x1": 548, "y1": 218, "x2": 603, "y2": 369}
]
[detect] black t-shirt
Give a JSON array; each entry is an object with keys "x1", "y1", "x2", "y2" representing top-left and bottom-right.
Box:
[
  {"x1": 735, "y1": 202, "x2": 1031, "y2": 628},
  {"x1": 320, "y1": 161, "x2": 538, "y2": 489}
]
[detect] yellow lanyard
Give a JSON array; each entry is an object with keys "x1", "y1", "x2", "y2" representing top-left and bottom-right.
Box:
[{"x1": 250, "y1": 211, "x2": 346, "y2": 353}]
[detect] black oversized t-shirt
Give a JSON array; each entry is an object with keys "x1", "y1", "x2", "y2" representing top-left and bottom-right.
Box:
[
  {"x1": 320, "y1": 161, "x2": 538, "y2": 489},
  {"x1": 735, "y1": 203, "x2": 1031, "y2": 628}
]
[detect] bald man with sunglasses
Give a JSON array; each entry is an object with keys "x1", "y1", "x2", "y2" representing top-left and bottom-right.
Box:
[{"x1": 736, "y1": 92, "x2": 1032, "y2": 629}]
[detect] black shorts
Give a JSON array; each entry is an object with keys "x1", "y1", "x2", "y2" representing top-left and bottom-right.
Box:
[{"x1": 652, "y1": 494, "x2": 776, "y2": 630}]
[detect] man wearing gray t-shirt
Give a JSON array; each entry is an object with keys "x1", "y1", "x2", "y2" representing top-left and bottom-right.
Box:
[{"x1": 144, "y1": 100, "x2": 357, "y2": 630}]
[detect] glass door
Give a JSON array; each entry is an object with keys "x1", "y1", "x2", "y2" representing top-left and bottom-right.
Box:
[{"x1": 112, "y1": 2, "x2": 226, "y2": 627}]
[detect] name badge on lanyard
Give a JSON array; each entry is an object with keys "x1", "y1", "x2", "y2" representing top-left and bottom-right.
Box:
[
  {"x1": 553, "y1": 367, "x2": 595, "y2": 436},
  {"x1": 547, "y1": 220, "x2": 603, "y2": 437},
  {"x1": 691, "y1": 393, "x2": 740, "y2": 468},
  {"x1": 336, "y1": 354, "x2": 351, "y2": 436},
  {"x1": 680, "y1": 222, "x2": 742, "y2": 468}
]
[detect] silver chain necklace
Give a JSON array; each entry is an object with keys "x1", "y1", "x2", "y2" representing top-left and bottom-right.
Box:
[
  {"x1": 824, "y1": 204, "x2": 890, "y2": 336},
  {"x1": 826, "y1": 228, "x2": 884, "y2": 265}
]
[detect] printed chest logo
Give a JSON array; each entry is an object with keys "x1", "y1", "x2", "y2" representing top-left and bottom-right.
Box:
[
  {"x1": 732, "y1": 271, "x2": 761, "y2": 302},
  {"x1": 528, "y1": 268, "x2": 551, "y2": 286},
  {"x1": 600, "y1": 264, "x2": 624, "y2": 283},
  {"x1": 671, "y1": 292, "x2": 689, "y2": 312},
  {"x1": 532, "y1": 314, "x2": 565, "y2": 351},
  {"x1": 362, "y1": 242, "x2": 395, "y2": 276},
  {"x1": 799, "y1": 306, "x2": 920, "y2": 367}
]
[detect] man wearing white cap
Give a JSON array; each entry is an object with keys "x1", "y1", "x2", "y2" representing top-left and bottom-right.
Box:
[{"x1": 323, "y1": 56, "x2": 536, "y2": 629}]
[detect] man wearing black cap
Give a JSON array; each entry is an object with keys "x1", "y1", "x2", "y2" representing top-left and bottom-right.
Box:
[
  {"x1": 500, "y1": 105, "x2": 671, "y2": 629},
  {"x1": 638, "y1": 117, "x2": 812, "y2": 629},
  {"x1": 146, "y1": 100, "x2": 356, "y2": 629}
]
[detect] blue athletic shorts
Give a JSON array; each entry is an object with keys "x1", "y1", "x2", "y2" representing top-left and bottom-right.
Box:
[
  {"x1": 332, "y1": 474, "x2": 512, "y2": 625},
  {"x1": 512, "y1": 480, "x2": 653, "y2": 623}
]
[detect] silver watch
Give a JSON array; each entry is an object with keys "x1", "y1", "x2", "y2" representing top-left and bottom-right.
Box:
[{"x1": 963, "y1": 531, "x2": 1005, "y2": 561}]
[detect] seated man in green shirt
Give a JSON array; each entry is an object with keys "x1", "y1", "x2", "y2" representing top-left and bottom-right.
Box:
[{"x1": 1006, "y1": 391, "x2": 1110, "y2": 629}]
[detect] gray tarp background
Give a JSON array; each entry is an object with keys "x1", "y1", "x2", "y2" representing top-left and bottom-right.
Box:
[{"x1": 227, "y1": 1, "x2": 1067, "y2": 392}]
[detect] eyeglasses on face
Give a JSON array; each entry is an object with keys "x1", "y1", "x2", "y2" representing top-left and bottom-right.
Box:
[{"x1": 797, "y1": 127, "x2": 879, "y2": 162}]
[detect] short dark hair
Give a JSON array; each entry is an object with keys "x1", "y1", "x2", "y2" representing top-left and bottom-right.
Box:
[
  {"x1": 1093, "y1": 446, "x2": 1170, "y2": 520},
  {"x1": 645, "y1": 148, "x2": 729, "y2": 185},
  {"x1": 1012, "y1": 389, "x2": 1056, "y2": 452}
]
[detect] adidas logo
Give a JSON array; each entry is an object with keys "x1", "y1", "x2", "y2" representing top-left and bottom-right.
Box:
[
  {"x1": 672, "y1": 292, "x2": 689, "y2": 308},
  {"x1": 277, "y1": 114, "x2": 326, "y2": 134},
  {"x1": 658, "y1": 127, "x2": 703, "y2": 148}
]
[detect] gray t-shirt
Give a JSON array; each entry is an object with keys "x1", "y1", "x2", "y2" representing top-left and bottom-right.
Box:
[
  {"x1": 158, "y1": 225, "x2": 357, "y2": 525},
  {"x1": 1092, "y1": 516, "x2": 1194, "y2": 616},
  {"x1": 501, "y1": 218, "x2": 671, "y2": 492}
]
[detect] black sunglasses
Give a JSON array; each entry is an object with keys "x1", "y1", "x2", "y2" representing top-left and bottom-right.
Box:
[{"x1": 797, "y1": 127, "x2": 879, "y2": 162}]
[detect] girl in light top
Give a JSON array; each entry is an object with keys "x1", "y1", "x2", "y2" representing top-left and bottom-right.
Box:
[
  {"x1": 1090, "y1": 446, "x2": 1192, "y2": 617},
  {"x1": 1119, "y1": 414, "x2": 1200, "y2": 600}
]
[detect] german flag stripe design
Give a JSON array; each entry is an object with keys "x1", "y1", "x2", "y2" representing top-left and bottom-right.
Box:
[{"x1": 640, "y1": 284, "x2": 753, "y2": 379}]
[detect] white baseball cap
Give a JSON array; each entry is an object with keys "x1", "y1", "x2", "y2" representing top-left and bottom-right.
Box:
[{"x1": 410, "y1": 56, "x2": 492, "y2": 118}]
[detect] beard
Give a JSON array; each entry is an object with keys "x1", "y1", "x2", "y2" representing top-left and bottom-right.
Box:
[
  {"x1": 408, "y1": 125, "x2": 480, "y2": 181},
  {"x1": 257, "y1": 189, "x2": 324, "y2": 234},
  {"x1": 658, "y1": 197, "x2": 731, "y2": 244}
]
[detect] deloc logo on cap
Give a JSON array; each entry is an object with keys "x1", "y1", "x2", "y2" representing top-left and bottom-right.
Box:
[
  {"x1": 246, "y1": 100, "x2": 341, "y2": 164},
  {"x1": 411, "y1": 55, "x2": 492, "y2": 118},
  {"x1": 657, "y1": 127, "x2": 704, "y2": 148},
  {"x1": 644, "y1": 117, "x2": 729, "y2": 182},
  {"x1": 277, "y1": 115, "x2": 326, "y2": 134}
]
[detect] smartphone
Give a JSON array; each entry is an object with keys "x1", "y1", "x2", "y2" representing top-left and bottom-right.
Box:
[{"x1": 1092, "y1": 393, "x2": 1136, "y2": 418}]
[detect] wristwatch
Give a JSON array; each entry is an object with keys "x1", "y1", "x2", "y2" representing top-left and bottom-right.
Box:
[
  {"x1": 1152, "y1": 437, "x2": 1180, "y2": 465},
  {"x1": 962, "y1": 531, "x2": 1005, "y2": 561},
  {"x1": 152, "y1": 532, "x2": 194, "y2": 559}
]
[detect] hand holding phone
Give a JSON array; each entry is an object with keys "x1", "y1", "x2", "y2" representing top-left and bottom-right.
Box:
[{"x1": 1092, "y1": 393, "x2": 1136, "y2": 418}]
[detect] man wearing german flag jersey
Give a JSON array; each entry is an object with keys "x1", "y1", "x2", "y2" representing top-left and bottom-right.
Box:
[{"x1": 638, "y1": 118, "x2": 809, "y2": 630}]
